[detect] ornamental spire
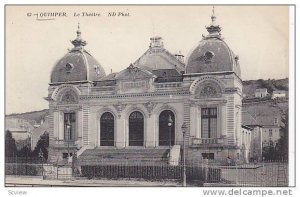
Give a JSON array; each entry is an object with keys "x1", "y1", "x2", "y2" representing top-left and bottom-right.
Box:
[
  {"x1": 205, "y1": 6, "x2": 222, "y2": 38},
  {"x1": 71, "y1": 23, "x2": 87, "y2": 50},
  {"x1": 76, "y1": 23, "x2": 81, "y2": 38},
  {"x1": 211, "y1": 6, "x2": 216, "y2": 26}
]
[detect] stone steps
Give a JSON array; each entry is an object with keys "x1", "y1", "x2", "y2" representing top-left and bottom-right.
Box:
[{"x1": 77, "y1": 148, "x2": 170, "y2": 165}]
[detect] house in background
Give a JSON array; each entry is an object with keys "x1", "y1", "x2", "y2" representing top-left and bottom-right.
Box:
[
  {"x1": 241, "y1": 111, "x2": 263, "y2": 161},
  {"x1": 240, "y1": 125, "x2": 252, "y2": 163},
  {"x1": 5, "y1": 117, "x2": 35, "y2": 150},
  {"x1": 255, "y1": 88, "x2": 268, "y2": 98},
  {"x1": 272, "y1": 90, "x2": 286, "y2": 99}
]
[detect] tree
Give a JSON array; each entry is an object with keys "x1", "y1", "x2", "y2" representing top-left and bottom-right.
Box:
[
  {"x1": 32, "y1": 131, "x2": 49, "y2": 160},
  {"x1": 17, "y1": 145, "x2": 32, "y2": 158},
  {"x1": 262, "y1": 140, "x2": 276, "y2": 160},
  {"x1": 276, "y1": 111, "x2": 289, "y2": 160},
  {"x1": 5, "y1": 130, "x2": 17, "y2": 157}
]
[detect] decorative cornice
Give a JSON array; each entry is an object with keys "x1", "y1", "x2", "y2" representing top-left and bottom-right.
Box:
[
  {"x1": 53, "y1": 104, "x2": 82, "y2": 112},
  {"x1": 80, "y1": 90, "x2": 190, "y2": 100}
]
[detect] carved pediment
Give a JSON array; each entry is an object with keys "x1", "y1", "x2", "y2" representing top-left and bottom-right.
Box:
[
  {"x1": 115, "y1": 64, "x2": 156, "y2": 93},
  {"x1": 58, "y1": 89, "x2": 79, "y2": 104},
  {"x1": 194, "y1": 80, "x2": 222, "y2": 99},
  {"x1": 115, "y1": 64, "x2": 156, "y2": 81}
]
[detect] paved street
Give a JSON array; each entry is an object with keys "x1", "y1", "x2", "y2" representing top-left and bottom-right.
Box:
[{"x1": 5, "y1": 176, "x2": 181, "y2": 187}]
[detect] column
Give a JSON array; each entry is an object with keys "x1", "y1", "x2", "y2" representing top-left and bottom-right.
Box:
[
  {"x1": 189, "y1": 104, "x2": 197, "y2": 138},
  {"x1": 220, "y1": 103, "x2": 227, "y2": 138},
  {"x1": 77, "y1": 110, "x2": 83, "y2": 147},
  {"x1": 53, "y1": 111, "x2": 59, "y2": 140},
  {"x1": 146, "y1": 114, "x2": 156, "y2": 147},
  {"x1": 116, "y1": 115, "x2": 126, "y2": 148}
]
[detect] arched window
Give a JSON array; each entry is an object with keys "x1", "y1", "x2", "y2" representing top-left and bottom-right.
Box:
[
  {"x1": 159, "y1": 110, "x2": 175, "y2": 146},
  {"x1": 129, "y1": 111, "x2": 144, "y2": 146},
  {"x1": 100, "y1": 112, "x2": 114, "y2": 146}
]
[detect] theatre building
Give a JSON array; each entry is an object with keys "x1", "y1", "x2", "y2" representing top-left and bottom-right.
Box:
[{"x1": 46, "y1": 11, "x2": 244, "y2": 165}]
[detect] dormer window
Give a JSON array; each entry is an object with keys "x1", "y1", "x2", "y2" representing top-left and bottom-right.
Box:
[
  {"x1": 65, "y1": 63, "x2": 74, "y2": 73},
  {"x1": 204, "y1": 51, "x2": 214, "y2": 63},
  {"x1": 94, "y1": 65, "x2": 100, "y2": 75}
]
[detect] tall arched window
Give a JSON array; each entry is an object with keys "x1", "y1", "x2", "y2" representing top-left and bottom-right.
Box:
[
  {"x1": 100, "y1": 112, "x2": 114, "y2": 146},
  {"x1": 129, "y1": 111, "x2": 144, "y2": 146},
  {"x1": 159, "y1": 110, "x2": 175, "y2": 146}
]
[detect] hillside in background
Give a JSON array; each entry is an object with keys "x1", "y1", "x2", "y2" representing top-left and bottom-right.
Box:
[
  {"x1": 242, "y1": 78, "x2": 288, "y2": 98},
  {"x1": 6, "y1": 109, "x2": 49, "y2": 125}
]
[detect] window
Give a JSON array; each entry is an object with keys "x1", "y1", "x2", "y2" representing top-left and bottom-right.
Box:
[
  {"x1": 62, "y1": 152, "x2": 72, "y2": 159},
  {"x1": 269, "y1": 129, "x2": 273, "y2": 137},
  {"x1": 65, "y1": 63, "x2": 74, "y2": 73},
  {"x1": 159, "y1": 110, "x2": 175, "y2": 146},
  {"x1": 274, "y1": 118, "x2": 278, "y2": 124},
  {"x1": 64, "y1": 112, "x2": 76, "y2": 141},
  {"x1": 204, "y1": 51, "x2": 214, "y2": 64},
  {"x1": 202, "y1": 153, "x2": 214, "y2": 160},
  {"x1": 129, "y1": 111, "x2": 144, "y2": 146},
  {"x1": 201, "y1": 108, "x2": 217, "y2": 138},
  {"x1": 100, "y1": 112, "x2": 114, "y2": 146}
]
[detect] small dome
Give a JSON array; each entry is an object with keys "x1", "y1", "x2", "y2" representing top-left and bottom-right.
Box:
[
  {"x1": 50, "y1": 25, "x2": 106, "y2": 83},
  {"x1": 186, "y1": 9, "x2": 241, "y2": 77}
]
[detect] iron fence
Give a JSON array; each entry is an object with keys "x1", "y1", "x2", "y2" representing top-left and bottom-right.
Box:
[
  {"x1": 5, "y1": 157, "x2": 288, "y2": 186},
  {"x1": 77, "y1": 158, "x2": 220, "y2": 183},
  {"x1": 206, "y1": 160, "x2": 289, "y2": 187}
]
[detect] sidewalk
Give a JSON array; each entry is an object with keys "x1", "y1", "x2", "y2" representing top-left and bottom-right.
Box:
[{"x1": 5, "y1": 176, "x2": 181, "y2": 187}]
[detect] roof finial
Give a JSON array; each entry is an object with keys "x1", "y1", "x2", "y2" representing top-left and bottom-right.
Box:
[
  {"x1": 205, "y1": 6, "x2": 221, "y2": 37},
  {"x1": 76, "y1": 22, "x2": 81, "y2": 38},
  {"x1": 211, "y1": 6, "x2": 216, "y2": 26},
  {"x1": 71, "y1": 23, "x2": 87, "y2": 49}
]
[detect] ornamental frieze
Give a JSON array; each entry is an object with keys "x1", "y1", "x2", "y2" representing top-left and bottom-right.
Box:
[
  {"x1": 194, "y1": 80, "x2": 222, "y2": 99},
  {"x1": 143, "y1": 101, "x2": 157, "y2": 116},
  {"x1": 113, "y1": 102, "x2": 127, "y2": 118}
]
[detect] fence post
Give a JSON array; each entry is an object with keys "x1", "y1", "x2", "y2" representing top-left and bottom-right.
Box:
[
  {"x1": 15, "y1": 155, "x2": 17, "y2": 177},
  {"x1": 235, "y1": 165, "x2": 239, "y2": 185},
  {"x1": 204, "y1": 159, "x2": 208, "y2": 183}
]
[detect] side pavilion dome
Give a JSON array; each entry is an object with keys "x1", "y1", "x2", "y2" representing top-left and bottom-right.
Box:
[
  {"x1": 50, "y1": 24, "x2": 106, "y2": 83},
  {"x1": 186, "y1": 8, "x2": 241, "y2": 77}
]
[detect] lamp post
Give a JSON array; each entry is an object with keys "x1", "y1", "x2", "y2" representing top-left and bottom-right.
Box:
[
  {"x1": 181, "y1": 122, "x2": 187, "y2": 187},
  {"x1": 66, "y1": 123, "x2": 71, "y2": 160},
  {"x1": 167, "y1": 114, "x2": 173, "y2": 148}
]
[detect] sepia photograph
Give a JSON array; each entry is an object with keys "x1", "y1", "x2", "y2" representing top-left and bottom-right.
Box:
[{"x1": 3, "y1": 4, "x2": 294, "y2": 190}]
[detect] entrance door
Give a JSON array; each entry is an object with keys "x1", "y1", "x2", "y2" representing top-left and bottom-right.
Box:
[
  {"x1": 159, "y1": 110, "x2": 175, "y2": 146},
  {"x1": 129, "y1": 111, "x2": 144, "y2": 146}
]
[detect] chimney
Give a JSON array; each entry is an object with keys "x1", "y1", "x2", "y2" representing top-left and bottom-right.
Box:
[
  {"x1": 174, "y1": 51, "x2": 184, "y2": 63},
  {"x1": 150, "y1": 36, "x2": 163, "y2": 48}
]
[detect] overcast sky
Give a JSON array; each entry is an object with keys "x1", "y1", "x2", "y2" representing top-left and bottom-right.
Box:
[{"x1": 5, "y1": 5, "x2": 289, "y2": 114}]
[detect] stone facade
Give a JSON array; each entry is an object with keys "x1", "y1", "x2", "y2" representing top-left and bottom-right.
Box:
[{"x1": 46, "y1": 10, "x2": 245, "y2": 164}]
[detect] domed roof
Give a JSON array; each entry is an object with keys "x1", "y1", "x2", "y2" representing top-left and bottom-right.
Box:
[
  {"x1": 133, "y1": 36, "x2": 185, "y2": 76},
  {"x1": 186, "y1": 9, "x2": 241, "y2": 77},
  {"x1": 50, "y1": 25, "x2": 106, "y2": 83}
]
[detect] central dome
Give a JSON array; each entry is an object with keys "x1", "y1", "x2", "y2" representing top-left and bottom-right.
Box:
[
  {"x1": 50, "y1": 25, "x2": 106, "y2": 83},
  {"x1": 186, "y1": 11, "x2": 241, "y2": 77},
  {"x1": 133, "y1": 36, "x2": 185, "y2": 77}
]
